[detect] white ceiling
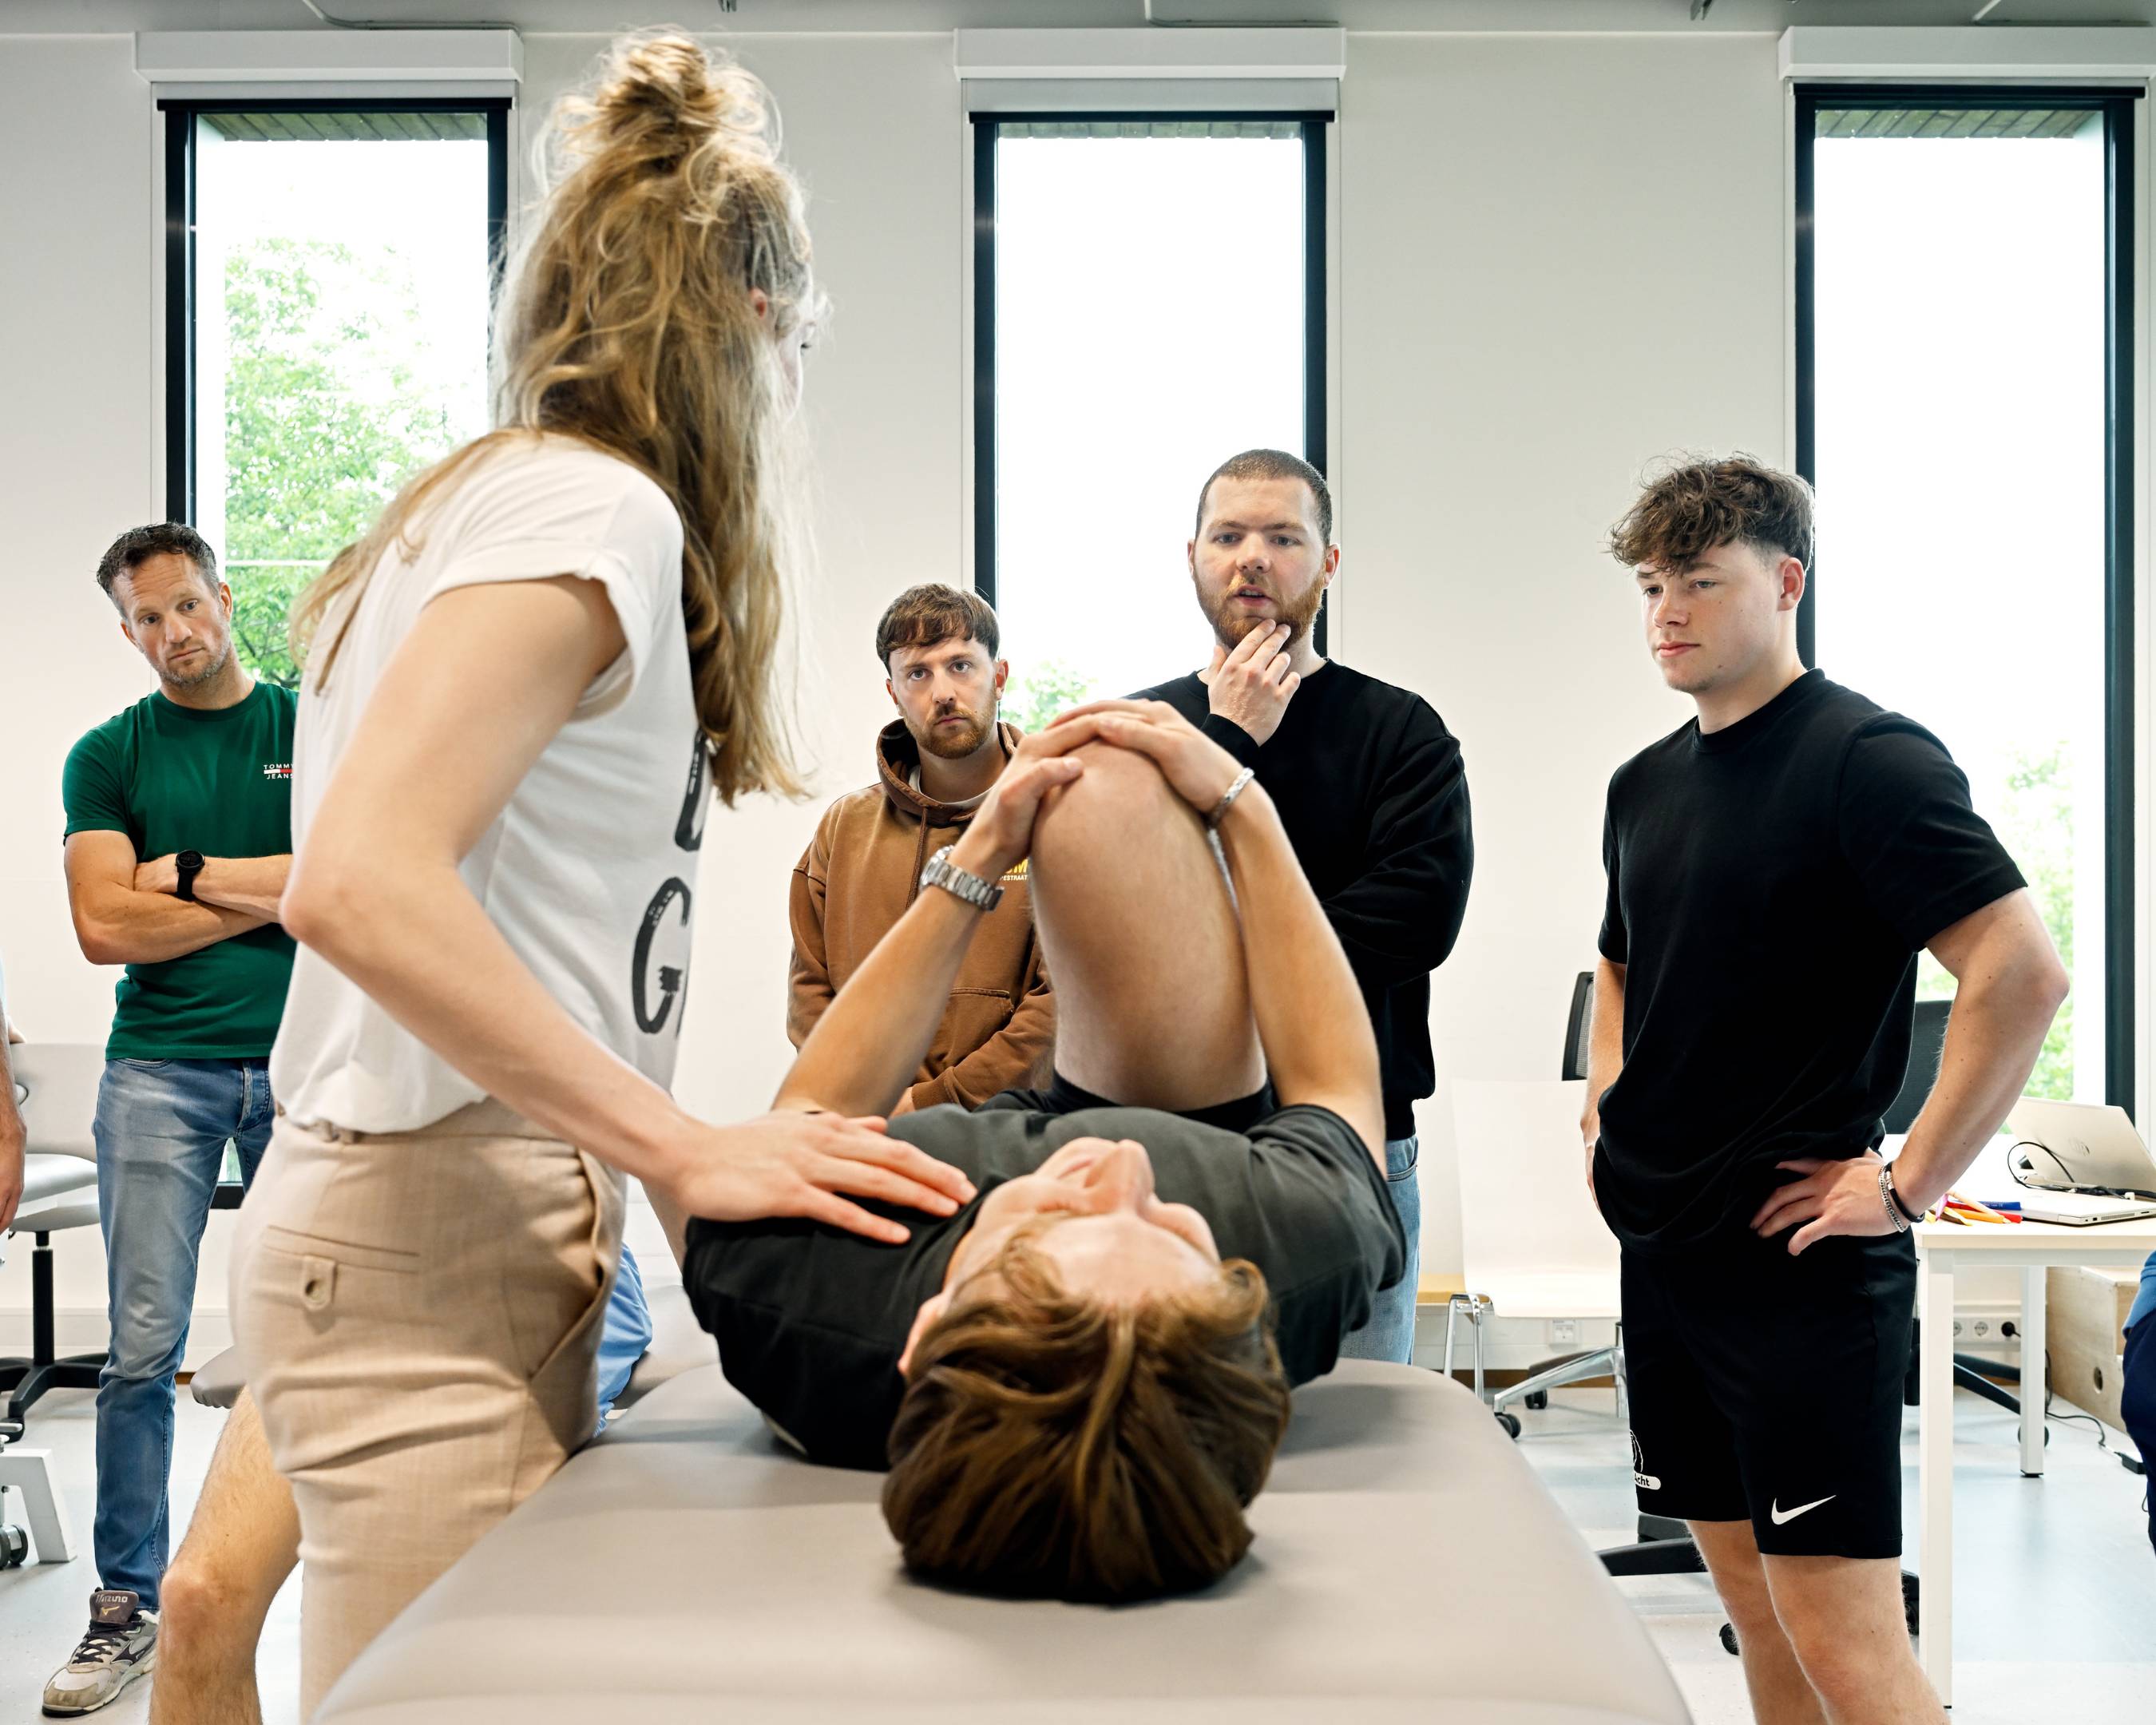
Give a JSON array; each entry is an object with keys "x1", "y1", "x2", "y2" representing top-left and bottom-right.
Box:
[{"x1": 7, "y1": 0, "x2": 2154, "y2": 39}]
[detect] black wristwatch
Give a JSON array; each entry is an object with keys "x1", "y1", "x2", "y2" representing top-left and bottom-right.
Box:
[{"x1": 175, "y1": 851, "x2": 205, "y2": 902}]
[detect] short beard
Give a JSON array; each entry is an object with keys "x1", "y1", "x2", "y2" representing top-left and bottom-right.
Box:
[
  {"x1": 917, "y1": 705, "x2": 995, "y2": 761},
  {"x1": 1201, "y1": 574, "x2": 1326, "y2": 654},
  {"x1": 164, "y1": 644, "x2": 232, "y2": 688}
]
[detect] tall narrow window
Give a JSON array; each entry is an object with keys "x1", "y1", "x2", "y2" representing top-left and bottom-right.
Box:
[
  {"x1": 164, "y1": 101, "x2": 507, "y2": 689},
  {"x1": 1797, "y1": 89, "x2": 2135, "y2": 1108},
  {"x1": 975, "y1": 116, "x2": 1326, "y2": 725}
]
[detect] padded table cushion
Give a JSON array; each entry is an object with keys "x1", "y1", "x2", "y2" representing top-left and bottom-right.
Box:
[
  {"x1": 189, "y1": 1346, "x2": 248, "y2": 1410},
  {"x1": 317, "y1": 1361, "x2": 1690, "y2": 1725}
]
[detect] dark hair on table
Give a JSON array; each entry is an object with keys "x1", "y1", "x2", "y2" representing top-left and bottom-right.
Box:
[
  {"x1": 876, "y1": 584, "x2": 1001, "y2": 668},
  {"x1": 1195, "y1": 448, "x2": 1334, "y2": 547},
  {"x1": 95, "y1": 523, "x2": 219, "y2": 602},
  {"x1": 882, "y1": 1243, "x2": 1292, "y2": 1602},
  {"x1": 1607, "y1": 453, "x2": 1815, "y2": 577}
]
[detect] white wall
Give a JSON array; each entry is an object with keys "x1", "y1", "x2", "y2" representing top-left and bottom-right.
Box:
[
  {"x1": 0, "y1": 35, "x2": 187, "y2": 1354},
  {"x1": 1338, "y1": 31, "x2": 1787, "y2": 1278},
  {"x1": 0, "y1": 22, "x2": 2017, "y2": 1362}
]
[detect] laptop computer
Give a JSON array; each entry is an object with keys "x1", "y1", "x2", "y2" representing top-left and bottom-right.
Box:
[{"x1": 2002, "y1": 1099, "x2": 2156, "y2": 1226}]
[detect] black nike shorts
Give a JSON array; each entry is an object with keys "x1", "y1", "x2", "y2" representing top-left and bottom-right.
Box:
[{"x1": 1620, "y1": 1230, "x2": 1916, "y2": 1558}]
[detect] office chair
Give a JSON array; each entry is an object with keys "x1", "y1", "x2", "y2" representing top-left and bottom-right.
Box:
[
  {"x1": 1, "y1": 1045, "x2": 109, "y2": 1441},
  {"x1": 1447, "y1": 1079, "x2": 1621, "y2": 1438},
  {"x1": 1578, "y1": 972, "x2": 1920, "y2": 1645}
]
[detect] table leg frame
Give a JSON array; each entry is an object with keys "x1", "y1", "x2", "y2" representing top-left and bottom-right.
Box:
[
  {"x1": 2019, "y1": 1267, "x2": 2047, "y2": 1477},
  {"x1": 1918, "y1": 1250, "x2": 1956, "y2": 1706}
]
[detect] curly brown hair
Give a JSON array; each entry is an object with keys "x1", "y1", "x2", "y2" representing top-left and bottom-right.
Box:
[
  {"x1": 1607, "y1": 454, "x2": 1814, "y2": 577},
  {"x1": 875, "y1": 584, "x2": 1000, "y2": 668},
  {"x1": 882, "y1": 1241, "x2": 1292, "y2": 1602}
]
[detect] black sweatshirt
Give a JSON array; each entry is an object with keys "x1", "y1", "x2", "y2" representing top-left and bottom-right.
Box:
[{"x1": 1129, "y1": 660, "x2": 1474, "y2": 1142}]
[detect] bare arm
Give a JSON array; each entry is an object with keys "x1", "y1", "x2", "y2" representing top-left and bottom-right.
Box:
[
  {"x1": 66, "y1": 831, "x2": 268, "y2": 966},
  {"x1": 1879, "y1": 890, "x2": 2068, "y2": 1212},
  {"x1": 777, "y1": 886, "x2": 994, "y2": 1118},
  {"x1": 775, "y1": 732, "x2": 1093, "y2": 1119},
  {"x1": 282, "y1": 575, "x2": 973, "y2": 1243},
  {"x1": 1214, "y1": 787, "x2": 1386, "y2": 1162},
  {"x1": 0, "y1": 1010, "x2": 22, "y2": 1232},
  {"x1": 1580, "y1": 957, "x2": 1626, "y2": 1204},
  {"x1": 1750, "y1": 890, "x2": 2068, "y2": 1251},
  {"x1": 133, "y1": 852, "x2": 292, "y2": 920}
]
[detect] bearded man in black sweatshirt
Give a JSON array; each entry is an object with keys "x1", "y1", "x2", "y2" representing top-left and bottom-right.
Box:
[{"x1": 1131, "y1": 448, "x2": 1472, "y2": 1362}]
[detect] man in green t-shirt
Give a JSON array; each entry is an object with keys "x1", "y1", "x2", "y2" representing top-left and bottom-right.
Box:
[{"x1": 42, "y1": 524, "x2": 296, "y2": 1719}]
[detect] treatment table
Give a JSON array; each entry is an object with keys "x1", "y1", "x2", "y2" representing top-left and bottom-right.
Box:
[{"x1": 314, "y1": 1359, "x2": 1691, "y2": 1724}]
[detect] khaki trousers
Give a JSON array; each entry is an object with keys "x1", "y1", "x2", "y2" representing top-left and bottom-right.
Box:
[{"x1": 231, "y1": 1102, "x2": 621, "y2": 1719}]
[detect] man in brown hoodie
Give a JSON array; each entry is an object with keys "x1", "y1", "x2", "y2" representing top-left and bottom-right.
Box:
[{"x1": 789, "y1": 585, "x2": 1051, "y2": 1112}]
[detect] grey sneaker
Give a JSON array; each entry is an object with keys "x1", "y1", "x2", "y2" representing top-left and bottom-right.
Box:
[{"x1": 42, "y1": 1589, "x2": 157, "y2": 1716}]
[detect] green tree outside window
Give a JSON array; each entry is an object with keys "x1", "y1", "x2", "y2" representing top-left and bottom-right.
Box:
[
  {"x1": 1001, "y1": 656, "x2": 1100, "y2": 736},
  {"x1": 1917, "y1": 740, "x2": 2075, "y2": 1100},
  {"x1": 220, "y1": 236, "x2": 470, "y2": 688}
]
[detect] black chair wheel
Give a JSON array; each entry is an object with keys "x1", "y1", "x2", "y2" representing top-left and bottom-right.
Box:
[
  {"x1": 1495, "y1": 1410, "x2": 1521, "y2": 1439},
  {"x1": 1720, "y1": 1622, "x2": 1740, "y2": 1656},
  {"x1": 1524, "y1": 1390, "x2": 1548, "y2": 1410}
]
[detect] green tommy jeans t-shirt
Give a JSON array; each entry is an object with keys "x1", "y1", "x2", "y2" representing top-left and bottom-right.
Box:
[{"x1": 61, "y1": 680, "x2": 298, "y2": 1060}]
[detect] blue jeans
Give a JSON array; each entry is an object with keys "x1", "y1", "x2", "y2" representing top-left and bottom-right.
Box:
[
  {"x1": 2124, "y1": 1252, "x2": 2156, "y2": 1557},
  {"x1": 93, "y1": 1057, "x2": 274, "y2": 1605},
  {"x1": 1339, "y1": 1136, "x2": 1421, "y2": 1365},
  {"x1": 593, "y1": 1243, "x2": 652, "y2": 1434}
]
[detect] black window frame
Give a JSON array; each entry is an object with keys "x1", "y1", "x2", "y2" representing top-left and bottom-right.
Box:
[
  {"x1": 1794, "y1": 82, "x2": 2138, "y2": 1113},
  {"x1": 971, "y1": 110, "x2": 1331, "y2": 654},
  {"x1": 159, "y1": 97, "x2": 509, "y2": 1205},
  {"x1": 161, "y1": 95, "x2": 510, "y2": 525}
]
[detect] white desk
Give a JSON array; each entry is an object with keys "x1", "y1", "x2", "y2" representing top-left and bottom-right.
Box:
[{"x1": 1912, "y1": 1213, "x2": 2156, "y2": 1705}]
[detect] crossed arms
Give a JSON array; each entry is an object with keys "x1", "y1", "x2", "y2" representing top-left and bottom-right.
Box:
[{"x1": 64, "y1": 832, "x2": 291, "y2": 967}]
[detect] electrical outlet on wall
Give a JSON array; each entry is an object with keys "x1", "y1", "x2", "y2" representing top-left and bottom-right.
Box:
[{"x1": 1549, "y1": 1319, "x2": 1579, "y2": 1346}]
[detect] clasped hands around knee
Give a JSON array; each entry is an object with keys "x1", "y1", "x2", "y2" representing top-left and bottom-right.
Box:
[{"x1": 949, "y1": 700, "x2": 1250, "y2": 886}]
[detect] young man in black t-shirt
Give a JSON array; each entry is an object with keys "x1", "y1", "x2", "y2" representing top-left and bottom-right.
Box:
[
  {"x1": 1130, "y1": 449, "x2": 1473, "y2": 1364},
  {"x1": 1588, "y1": 457, "x2": 2067, "y2": 1723}
]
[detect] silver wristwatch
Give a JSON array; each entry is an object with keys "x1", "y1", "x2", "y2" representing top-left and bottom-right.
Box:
[{"x1": 921, "y1": 844, "x2": 1003, "y2": 914}]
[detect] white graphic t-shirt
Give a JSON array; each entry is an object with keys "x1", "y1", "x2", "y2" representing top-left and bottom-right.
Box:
[{"x1": 271, "y1": 435, "x2": 703, "y2": 1133}]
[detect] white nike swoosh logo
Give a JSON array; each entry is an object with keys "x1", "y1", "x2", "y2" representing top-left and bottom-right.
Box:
[{"x1": 1770, "y1": 1495, "x2": 1837, "y2": 1525}]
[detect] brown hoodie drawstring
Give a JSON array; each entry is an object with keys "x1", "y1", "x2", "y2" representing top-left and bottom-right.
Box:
[{"x1": 906, "y1": 808, "x2": 933, "y2": 907}]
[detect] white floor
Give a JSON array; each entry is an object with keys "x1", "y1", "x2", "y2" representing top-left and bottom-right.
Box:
[
  {"x1": 1, "y1": 1378, "x2": 2149, "y2": 1723},
  {"x1": 1516, "y1": 1382, "x2": 2156, "y2": 1724},
  {"x1": 0, "y1": 1387, "x2": 299, "y2": 1724}
]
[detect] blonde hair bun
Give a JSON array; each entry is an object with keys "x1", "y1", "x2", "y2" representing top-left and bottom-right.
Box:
[
  {"x1": 291, "y1": 26, "x2": 822, "y2": 807},
  {"x1": 576, "y1": 31, "x2": 777, "y2": 176}
]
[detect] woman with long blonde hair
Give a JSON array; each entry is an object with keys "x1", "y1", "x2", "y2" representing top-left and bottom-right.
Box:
[{"x1": 229, "y1": 34, "x2": 971, "y2": 1709}]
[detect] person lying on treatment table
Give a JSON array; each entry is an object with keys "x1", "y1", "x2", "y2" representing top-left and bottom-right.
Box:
[{"x1": 685, "y1": 698, "x2": 1407, "y2": 1603}]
